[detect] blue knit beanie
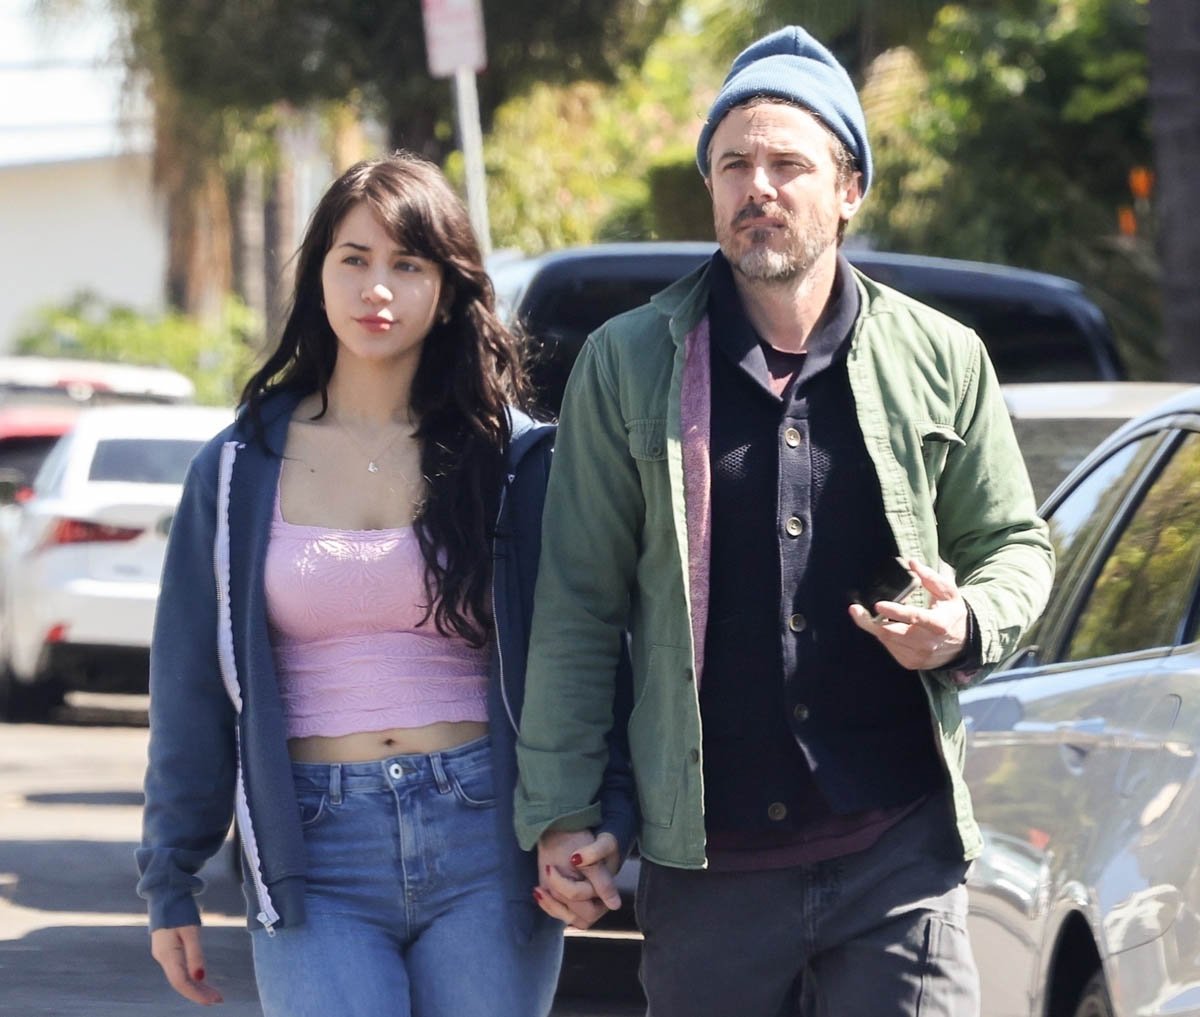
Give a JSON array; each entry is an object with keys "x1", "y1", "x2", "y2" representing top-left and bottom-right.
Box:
[{"x1": 696, "y1": 26, "x2": 872, "y2": 195}]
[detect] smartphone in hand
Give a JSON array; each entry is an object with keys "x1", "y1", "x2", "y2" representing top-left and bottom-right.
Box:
[{"x1": 854, "y1": 556, "x2": 920, "y2": 623}]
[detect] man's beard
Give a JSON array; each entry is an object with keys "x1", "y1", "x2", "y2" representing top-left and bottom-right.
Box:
[{"x1": 717, "y1": 202, "x2": 837, "y2": 284}]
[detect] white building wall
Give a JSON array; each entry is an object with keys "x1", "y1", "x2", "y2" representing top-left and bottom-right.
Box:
[{"x1": 0, "y1": 153, "x2": 166, "y2": 351}]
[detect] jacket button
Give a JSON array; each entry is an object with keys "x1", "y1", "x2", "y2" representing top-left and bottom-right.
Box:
[
  {"x1": 689, "y1": 748, "x2": 700, "y2": 764},
  {"x1": 767, "y1": 802, "x2": 788, "y2": 821},
  {"x1": 784, "y1": 427, "x2": 802, "y2": 448},
  {"x1": 785, "y1": 516, "x2": 804, "y2": 537},
  {"x1": 793, "y1": 703, "x2": 810, "y2": 723},
  {"x1": 684, "y1": 668, "x2": 694, "y2": 683},
  {"x1": 788, "y1": 613, "x2": 807, "y2": 633}
]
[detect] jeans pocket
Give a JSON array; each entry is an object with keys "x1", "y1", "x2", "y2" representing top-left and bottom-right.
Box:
[
  {"x1": 449, "y1": 766, "x2": 497, "y2": 809},
  {"x1": 296, "y1": 790, "x2": 330, "y2": 829}
]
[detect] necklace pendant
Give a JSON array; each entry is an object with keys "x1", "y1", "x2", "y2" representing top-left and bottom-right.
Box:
[{"x1": 367, "y1": 461, "x2": 380, "y2": 473}]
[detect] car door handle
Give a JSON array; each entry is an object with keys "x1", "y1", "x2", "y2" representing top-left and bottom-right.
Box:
[
  {"x1": 1058, "y1": 717, "x2": 1107, "y2": 773},
  {"x1": 1059, "y1": 717, "x2": 1106, "y2": 738}
]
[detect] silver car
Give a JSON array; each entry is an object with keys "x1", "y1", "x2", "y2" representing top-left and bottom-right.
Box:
[{"x1": 963, "y1": 385, "x2": 1200, "y2": 1017}]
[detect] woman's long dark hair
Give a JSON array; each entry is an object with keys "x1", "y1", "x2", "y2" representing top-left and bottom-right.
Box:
[{"x1": 240, "y1": 152, "x2": 532, "y2": 646}]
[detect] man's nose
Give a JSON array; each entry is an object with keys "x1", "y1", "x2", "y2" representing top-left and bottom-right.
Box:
[{"x1": 749, "y1": 164, "x2": 777, "y2": 200}]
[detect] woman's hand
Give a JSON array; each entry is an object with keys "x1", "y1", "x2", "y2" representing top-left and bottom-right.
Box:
[
  {"x1": 150, "y1": 925, "x2": 224, "y2": 1005},
  {"x1": 534, "y1": 829, "x2": 622, "y2": 930}
]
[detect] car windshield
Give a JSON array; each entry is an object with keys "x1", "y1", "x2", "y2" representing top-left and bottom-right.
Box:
[
  {"x1": 915, "y1": 295, "x2": 1101, "y2": 383},
  {"x1": 87, "y1": 438, "x2": 205, "y2": 484},
  {"x1": 0, "y1": 436, "x2": 62, "y2": 487}
]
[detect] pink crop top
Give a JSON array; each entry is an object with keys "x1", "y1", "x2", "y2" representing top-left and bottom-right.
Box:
[{"x1": 264, "y1": 488, "x2": 489, "y2": 740}]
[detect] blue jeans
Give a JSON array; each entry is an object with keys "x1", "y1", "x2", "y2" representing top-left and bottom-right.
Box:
[{"x1": 251, "y1": 736, "x2": 562, "y2": 1017}]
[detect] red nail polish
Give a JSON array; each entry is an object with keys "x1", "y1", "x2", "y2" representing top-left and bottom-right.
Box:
[
  {"x1": 570, "y1": 853, "x2": 583, "y2": 866},
  {"x1": 193, "y1": 968, "x2": 205, "y2": 982}
]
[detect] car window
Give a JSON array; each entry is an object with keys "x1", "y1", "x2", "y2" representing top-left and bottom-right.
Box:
[
  {"x1": 524, "y1": 276, "x2": 676, "y2": 347},
  {"x1": 0, "y1": 436, "x2": 61, "y2": 487},
  {"x1": 1062, "y1": 430, "x2": 1200, "y2": 661},
  {"x1": 918, "y1": 296, "x2": 1103, "y2": 383},
  {"x1": 88, "y1": 438, "x2": 205, "y2": 484},
  {"x1": 1007, "y1": 434, "x2": 1162, "y2": 665},
  {"x1": 32, "y1": 434, "x2": 72, "y2": 496}
]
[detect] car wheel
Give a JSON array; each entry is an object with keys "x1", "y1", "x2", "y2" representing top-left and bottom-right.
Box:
[
  {"x1": 0, "y1": 665, "x2": 13, "y2": 720},
  {"x1": 0, "y1": 670, "x2": 63, "y2": 722},
  {"x1": 1072, "y1": 971, "x2": 1115, "y2": 1017}
]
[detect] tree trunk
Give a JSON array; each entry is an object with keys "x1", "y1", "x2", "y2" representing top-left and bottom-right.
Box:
[
  {"x1": 153, "y1": 87, "x2": 232, "y2": 322},
  {"x1": 1149, "y1": 0, "x2": 1200, "y2": 380},
  {"x1": 263, "y1": 150, "x2": 296, "y2": 346}
]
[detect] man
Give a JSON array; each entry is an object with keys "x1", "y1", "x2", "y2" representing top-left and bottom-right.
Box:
[{"x1": 515, "y1": 25, "x2": 1054, "y2": 1017}]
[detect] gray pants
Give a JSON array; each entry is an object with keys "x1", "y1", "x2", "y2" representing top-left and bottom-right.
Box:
[{"x1": 636, "y1": 794, "x2": 980, "y2": 1017}]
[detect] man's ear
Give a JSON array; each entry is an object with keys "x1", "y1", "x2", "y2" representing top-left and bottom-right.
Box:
[{"x1": 840, "y1": 171, "x2": 864, "y2": 223}]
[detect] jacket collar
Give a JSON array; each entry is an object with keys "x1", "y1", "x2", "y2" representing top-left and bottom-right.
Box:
[{"x1": 650, "y1": 262, "x2": 713, "y2": 346}]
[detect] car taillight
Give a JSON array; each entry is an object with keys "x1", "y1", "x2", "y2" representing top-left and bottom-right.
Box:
[{"x1": 41, "y1": 518, "x2": 143, "y2": 547}]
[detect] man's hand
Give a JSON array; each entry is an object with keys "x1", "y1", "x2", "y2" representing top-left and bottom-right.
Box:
[
  {"x1": 149, "y1": 925, "x2": 223, "y2": 1005},
  {"x1": 534, "y1": 829, "x2": 622, "y2": 930},
  {"x1": 849, "y1": 559, "x2": 968, "y2": 671}
]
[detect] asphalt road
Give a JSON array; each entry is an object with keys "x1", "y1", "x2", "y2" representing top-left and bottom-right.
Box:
[{"x1": 0, "y1": 693, "x2": 644, "y2": 1016}]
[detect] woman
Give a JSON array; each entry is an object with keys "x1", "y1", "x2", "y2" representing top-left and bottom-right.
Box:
[{"x1": 137, "y1": 152, "x2": 634, "y2": 1015}]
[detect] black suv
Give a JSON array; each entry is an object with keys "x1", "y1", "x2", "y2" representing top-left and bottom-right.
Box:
[{"x1": 489, "y1": 242, "x2": 1125, "y2": 414}]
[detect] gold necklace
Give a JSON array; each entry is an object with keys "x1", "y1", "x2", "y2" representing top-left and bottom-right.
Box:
[{"x1": 330, "y1": 413, "x2": 412, "y2": 474}]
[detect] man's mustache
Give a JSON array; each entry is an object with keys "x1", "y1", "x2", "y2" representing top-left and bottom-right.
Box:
[{"x1": 733, "y1": 202, "x2": 790, "y2": 226}]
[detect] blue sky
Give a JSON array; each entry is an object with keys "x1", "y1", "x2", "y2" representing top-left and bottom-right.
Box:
[{"x1": 0, "y1": 0, "x2": 150, "y2": 166}]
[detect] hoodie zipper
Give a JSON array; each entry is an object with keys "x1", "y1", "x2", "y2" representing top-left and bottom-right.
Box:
[
  {"x1": 214, "y1": 440, "x2": 279, "y2": 935},
  {"x1": 493, "y1": 476, "x2": 520, "y2": 734}
]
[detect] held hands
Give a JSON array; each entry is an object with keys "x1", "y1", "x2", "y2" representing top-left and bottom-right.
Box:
[
  {"x1": 849, "y1": 559, "x2": 968, "y2": 671},
  {"x1": 150, "y1": 925, "x2": 223, "y2": 1006},
  {"x1": 534, "y1": 829, "x2": 622, "y2": 930}
]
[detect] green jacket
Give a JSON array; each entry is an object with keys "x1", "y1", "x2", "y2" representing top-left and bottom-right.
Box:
[{"x1": 514, "y1": 263, "x2": 1054, "y2": 866}]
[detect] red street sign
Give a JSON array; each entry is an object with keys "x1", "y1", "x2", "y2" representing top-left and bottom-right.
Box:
[{"x1": 421, "y1": 0, "x2": 487, "y2": 78}]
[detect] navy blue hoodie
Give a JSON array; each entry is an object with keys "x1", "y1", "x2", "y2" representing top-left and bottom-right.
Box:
[{"x1": 136, "y1": 389, "x2": 636, "y2": 942}]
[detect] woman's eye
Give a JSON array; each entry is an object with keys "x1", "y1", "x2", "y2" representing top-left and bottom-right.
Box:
[
  {"x1": 342, "y1": 255, "x2": 365, "y2": 266},
  {"x1": 395, "y1": 260, "x2": 422, "y2": 272}
]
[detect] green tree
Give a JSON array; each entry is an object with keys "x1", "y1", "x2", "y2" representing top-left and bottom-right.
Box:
[
  {"x1": 475, "y1": 5, "x2": 724, "y2": 251},
  {"x1": 855, "y1": 0, "x2": 1160, "y2": 376},
  {"x1": 14, "y1": 293, "x2": 260, "y2": 407},
  {"x1": 122, "y1": 0, "x2": 684, "y2": 161}
]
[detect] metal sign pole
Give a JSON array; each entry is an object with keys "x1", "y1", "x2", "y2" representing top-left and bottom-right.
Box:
[
  {"x1": 421, "y1": 0, "x2": 491, "y2": 255},
  {"x1": 453, "y1": 66, "x2": 491, "y2": 256}
]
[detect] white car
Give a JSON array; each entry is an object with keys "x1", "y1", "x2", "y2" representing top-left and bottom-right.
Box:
[{"x1": 0, "y1": 404, "x2": 231, "y2": 719}]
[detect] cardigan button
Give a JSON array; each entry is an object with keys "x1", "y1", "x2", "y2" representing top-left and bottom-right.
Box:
[
  {"x1": 788, "y1": 613, "x2": 807, "y2": 633},
  {"x1": 785, "y1": 516, "x2": 804, "y2": 537},
  {"x1": 784, "y1": 427, "x2": 802, "y2": 448},
  {"x1": 767, "y1": 802, "x2": 788, "y2": 821},
  {"x1": 793, "y1": 703, "x2": 810, "y2": 723}
]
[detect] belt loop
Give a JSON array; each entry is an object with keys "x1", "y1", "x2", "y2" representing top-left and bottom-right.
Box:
[
  {"x1": 329, "y1": 764, "x2": 342, "y2": 805},
  {"x1": 430, "y1": 753, "x2": 452, "y2": 795}
]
